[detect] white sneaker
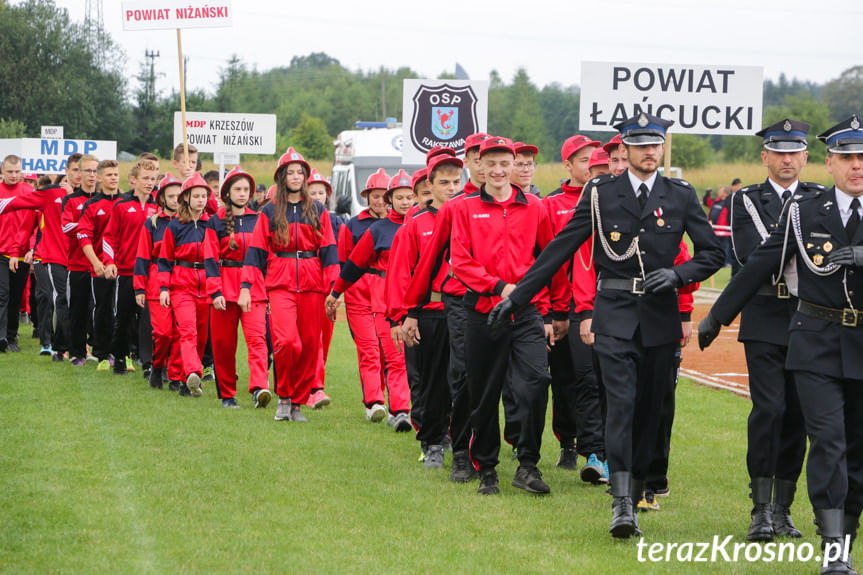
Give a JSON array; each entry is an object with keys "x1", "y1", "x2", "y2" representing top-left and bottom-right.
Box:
[
  {"x1": 274, "y1": 399, "x2": 292, "y2": 421},
  {"x1": 186, "y1": 373, "x2": 203, "y2": 397},
  {"x1": 365, "y1": 403, "x2": 386, "y2": 423}
]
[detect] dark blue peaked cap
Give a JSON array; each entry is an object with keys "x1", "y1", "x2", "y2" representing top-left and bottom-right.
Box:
[
  {"x1": 614, "y1": 112, "x2": 674, "y2": 146},
  {"x1": 755, "y1": 118, "x2": 809, "y2": 152},
  {"x1": 817, "y1": 115, "x2": 863, "y2": 154}
]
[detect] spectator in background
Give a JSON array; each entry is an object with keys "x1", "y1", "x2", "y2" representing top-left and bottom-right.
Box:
[
  {"x1": 204, "y1": 170, "x2": 220, "y2": 197},
  {"x1": 708, "y1": 186, "x2": 733, "y2": 266},
  {"x1": 731, "y1": 177, "x2": 743, "y2": 194},
  {"x1": 702, "y1": 187, "x2": 714, "y2": 208},
  {"x1": 250, "y1": 184, "x2": 267, "y2": 211}
]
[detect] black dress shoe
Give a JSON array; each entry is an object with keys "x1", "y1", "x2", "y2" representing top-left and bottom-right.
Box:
[{"x1": 609, "y1": 472, "x2": 636, "y2": 538}]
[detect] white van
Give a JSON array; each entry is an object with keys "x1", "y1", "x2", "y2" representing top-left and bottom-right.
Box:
[{"x1": 331, "y1": 122, "x2": 423, "y2": 217}]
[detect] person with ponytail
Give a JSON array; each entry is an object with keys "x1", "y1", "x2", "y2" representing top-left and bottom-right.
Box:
[
  {"x1": 239, "y1": 148, "x2": 338, "y2": 422},
  {"x1": 158, "y1": 174, "x2": 211, "y2": 397},
  {"x1": 135, "y1": 174, "x2": 184, "y2": 390},
  {"x1": 204, "y1": 166, "x2": 271, "y2": 409}
]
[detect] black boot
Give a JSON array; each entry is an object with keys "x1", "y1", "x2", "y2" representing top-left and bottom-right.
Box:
[
  {"x1": 747, "y1": 477, "x2": 774, "y2": 541},
  {"x1": 609, "y1": 472, "x2": 636, "y2": 538},
  {"x1": 845, "y1": 512, "x2": 860, "y2": 552},
  {"x1": 630, "y1": 477, "x2": 645, "y2": 536},
  {"x1": 816, "y1": 509, "x2": 855, "y2": 575},
  {"x1": 149, "y1": 366, "x2": 163, "y2": 389},
  {"x1": 772, "y1": 479, "x2": 802, "y2": 538}
]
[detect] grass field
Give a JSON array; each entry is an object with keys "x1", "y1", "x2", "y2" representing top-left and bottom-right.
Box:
[{"x1": 0, "y1": 321, "x2": 832, "y2": 574}]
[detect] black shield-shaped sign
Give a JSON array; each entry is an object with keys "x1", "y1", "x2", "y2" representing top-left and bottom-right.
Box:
[{"x1": 409, "y1": 83, "x2": 479, "y2": 156}]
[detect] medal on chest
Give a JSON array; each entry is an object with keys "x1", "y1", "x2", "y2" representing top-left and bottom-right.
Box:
[{"x1": 654, "y1": 207, "x2": 664, "y2": 227}]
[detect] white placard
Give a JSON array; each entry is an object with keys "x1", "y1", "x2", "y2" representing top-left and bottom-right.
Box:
[
  {"x1": 0, "y1": 138, "x2": 117, "y2": 174},
  {"x1": 41, "y1": 126, "x2": 63, "y2": 140},
  {"x1": 215, "y1": 152, "x2": 240, "y2": 165},
  {"x1": 173, "y1": 112, "x2": 276, "y2": 155},
  {"x1": 579, "y1": 62, "x2": 763, "y2": 135},
  {"x1": 121, "y1": 0, "x2": 232, "y2": 31},
  {"x1": 402, "y1": 79, "x2": 488, "y2": 164}
]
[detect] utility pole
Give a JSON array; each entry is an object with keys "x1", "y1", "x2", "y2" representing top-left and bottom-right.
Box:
[
  {"x1": 84, "y1": 0, "x2": 105, "y2": 66},
  {"x1": 144, "y1": 50, "x2": 160, "y2": 104},
  {"x1": 380, "y1": 66, "x2": 387, "y2": 120}
]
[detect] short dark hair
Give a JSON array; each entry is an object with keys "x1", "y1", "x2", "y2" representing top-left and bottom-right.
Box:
[
  {"x1": 66, "y1": 153, "x2": 83, "y2": 166},
  {"x1": 731, "y1": 178, "x2": 742, "y2": 186},
  {"x1": 203, "y1": 170, "x2": 219, "y2": 183},
  {"x1": 429, "y1": 163, "x2": 461, "y2": 184}
]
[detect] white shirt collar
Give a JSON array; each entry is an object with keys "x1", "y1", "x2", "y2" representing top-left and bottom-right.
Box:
[
  {"x1": 627, "y1": 169, "x2": 658, "y2": 196},
  {"x1": 767, "y1": 178, "x2": 798, "y2": 199},
  {"x1": 835, "y1": 187, "x2": 863, "y2": 224}
]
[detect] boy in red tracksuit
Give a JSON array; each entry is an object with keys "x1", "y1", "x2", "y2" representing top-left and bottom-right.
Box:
[
  {"x1": 240, "y1": 149, "x2": 338, "y2": 422},
  {"x1": 135, "y1": 174, "x2": 184, "y2": 390},
  {"x1": 103, "y1": 159, "x2": 159, "y2": 375},
  {"x1": 335, "y1": 169, "x2": 390, "y2": 421},
  {"x1": 450, "y1": 137, "x2": 569, "y2": 496},
  {"x1": 159, "y1": 173, "x2": 211, "y2": 397},
  {"x1": 204, "y1": 167, "x2": 271, "y2": 409},
  {"x1": 326, "y1": 170, "x2": 414, "y2": 431},
  {"x1": 388, "y1": 153, "x2": 464, "y2": 467},
  {"x1": 76, "y1": 159, "x2": 121, "y2": 369},
  {"x1": 306, "y1": 168, "x2": 340, "y2": 409}
]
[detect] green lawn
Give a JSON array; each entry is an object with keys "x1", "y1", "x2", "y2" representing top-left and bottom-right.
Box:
[{"x1": 0, "y1": 322, "x2": 825, "y2": 574}]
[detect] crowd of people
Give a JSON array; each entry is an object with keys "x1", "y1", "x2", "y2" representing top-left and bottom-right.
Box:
[{"x1": 3, "y1": 111, "x2": 863, "y2": 574}]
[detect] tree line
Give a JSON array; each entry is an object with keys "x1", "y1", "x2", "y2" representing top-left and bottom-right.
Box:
[{"x1": 1, "y1": 0, "x2": 861, "y2": 168}]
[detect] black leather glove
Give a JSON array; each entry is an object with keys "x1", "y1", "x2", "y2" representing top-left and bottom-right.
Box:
[
  {"x1": 826, "y1": 246, "x2": 863, "y2": 267},
  {"x1": 487, "y1": 298, "x2": 514, "y2": 336},
  {"x1": 643, "y1": 268, "x2": 682, "y2": 293},
  {"x1": 698, "y1": 312, "x2": 721, "y2": 350}
]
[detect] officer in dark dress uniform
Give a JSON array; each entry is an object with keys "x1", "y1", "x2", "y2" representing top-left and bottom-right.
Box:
[
  {"x1": 729, "y1": 119, "x2": 818, "y2": 542},
  {"x1": 701, "y1": 115, "x2": 863, "y2": 575},
  {"x1": 489, "y1": 113, "x2": 723, "y2": 538}
]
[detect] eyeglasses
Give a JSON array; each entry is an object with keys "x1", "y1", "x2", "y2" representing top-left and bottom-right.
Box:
[
  {"x1": 82, "y1": 169, "x2": 98, "y2": 175},
  {"x1": 514, "y1": 162, "x2": 535, "y2": 170}
]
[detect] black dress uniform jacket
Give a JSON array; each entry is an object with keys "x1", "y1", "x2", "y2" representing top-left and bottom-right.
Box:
[
  {"x1": 712, "y1": 187, "x2": 863, "y2": 380},
  {"x1": 510, "y1": 171, "x2": 723, "y2": 347},
  {"x1": 730, "y1": 180, "x2": 825, "y2": 346}
]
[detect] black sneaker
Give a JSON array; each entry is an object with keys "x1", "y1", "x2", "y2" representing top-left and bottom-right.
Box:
[
  {"x1": 450, "y1": 450, "x2": 479, "y2": 483},
  {"x1": 52, "y1": 352, "x2": 65, "y2": 362},
  {"x1": 478, "y1": 469, "x2": 500, "y2": 495},
  {"x1": 178, "y1": 383, "x2": 191, "y2": 397},
  {"x1": 512, "y1": 466, "x2": 550, "y2": 494},
  {"x1": 168, "y1": 380, "x2": 181, "y2": 392},
  {"x1": 557, "y1": 446, "x2": 579, "y2": 470},
  {"x1": 113, "y1": 358, "x2": 128, "y2": 375},
  {"x1": 423, "y1": 445, "x2": 445, "y2": 469},
  {"x1": 7, "y1": 340, "x2": 20, "y2": 352},
  {"x1": 221, "y1": 397, "x2": 240, "y2": 409},
  {"x1": 149, "y1": 368, "x2": 163, "y2": 389}
]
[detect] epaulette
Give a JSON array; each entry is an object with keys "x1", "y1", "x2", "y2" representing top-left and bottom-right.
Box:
[
  {"x1": 587, "y1": 173, "x2": 616, "y2": 188},
  {"x1": 797, "y1": 181, "x2": 827, "y2": 197},
  {"x1": 668, "y1": 177, "x2": 695, "y2": 191},
  {"x1": 738, "y1": 182, "x2": 766, "y2": 194}
]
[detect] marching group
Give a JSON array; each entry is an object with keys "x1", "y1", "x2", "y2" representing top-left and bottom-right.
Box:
[{"x1": 3, "y1": 109, "x2": 863, "y2": 574}]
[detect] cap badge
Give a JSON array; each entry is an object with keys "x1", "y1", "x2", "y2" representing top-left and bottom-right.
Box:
[
  {"x1": 852, "y1": 116, "x2": 861, "y2": 131},
  {"x1": 783, "y1": 120, "x2": 792, "y2": 132},
  {"x1": 637, "y1": 114, "x2": 649, "y2": 128}
]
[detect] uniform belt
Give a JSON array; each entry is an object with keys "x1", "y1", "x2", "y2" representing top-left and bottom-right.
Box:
[
  {"x1": 756, "y1": 281, "x2": 791, "y2": 299},
  {"x1": 220, "y1": 260, "x2": 244, "y2": 268},
  {"x1": 429, "y1": 291, "x2": 442, "y2": 303},
  {"x1": 274, "y1": 250, "x2": 318, "y2": 259},
  {"x1": 174, "y1": 260, "x2": 205, "y2": 270},
  {"x1": 367, "y1": 268, "x2": 386, "y2": 278},
  {"x1": 797, "y1": 300, "x2": 863, "y2": 327},
  {"x1": 597, "y1": 277, "x2": 645, "y2": 295}
]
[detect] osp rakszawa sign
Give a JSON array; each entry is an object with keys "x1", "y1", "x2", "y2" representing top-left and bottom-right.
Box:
[{"x1": 579, "y1": 62, "x2": 763, "y2": 136}]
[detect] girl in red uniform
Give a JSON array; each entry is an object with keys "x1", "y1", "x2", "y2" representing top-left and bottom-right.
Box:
[
  {"x1": 239, "y1": 148, "x2": 338, "y2": 422},
  {"x1": 158, "y1": 173, "x2": 211, "y2": 397},
  {"x1": 204, "y1": 167, "x2": 271, "y2": 409},
  {"x1": 134, "y1": 174, "x2": 183, "y2": 390}
]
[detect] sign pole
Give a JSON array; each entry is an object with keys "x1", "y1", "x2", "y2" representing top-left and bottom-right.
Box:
[
  {"x1": 663, "y1": 132, "x2": 673, "y2": 177},
  {"x1": 177, "y1": 28, "x2": 190, "y2": 174},
  {"x1": 218, "y1": 153, "x2": 225, "y2": 190}
]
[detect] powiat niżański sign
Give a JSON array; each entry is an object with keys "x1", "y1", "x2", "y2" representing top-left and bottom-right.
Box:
[
  {"x1": 579, "y1": 62, "x2": 763, "y2": 135},
  {"x1": 172, "y1": 112, "x2": 276, "y2": 155}
]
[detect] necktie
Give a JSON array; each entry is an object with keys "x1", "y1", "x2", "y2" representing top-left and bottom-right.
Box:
[
  {"x1": 847, "y1": 198, "x2": 861, "y2": 240},
  {"x1": 638, "y1": 183, "x2": 649, "y2": 211},
  {"x1": 782, "y1": 190, "x2": 791, "y2": 204}
]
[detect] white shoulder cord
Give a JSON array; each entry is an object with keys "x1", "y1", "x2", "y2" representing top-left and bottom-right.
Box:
[{"x1": 580, "y1": 184, "x2": 645, "y2": 279}]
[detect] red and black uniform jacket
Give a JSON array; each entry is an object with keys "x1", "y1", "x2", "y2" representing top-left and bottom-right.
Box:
[
  {"x1": 241, "y1": 200, "x2": 338, "y2": 294},
  {"x1": 332, "y1": 209, "x2": 403, "y2": 314},
  {"x1": 134, "y1": 211, "x2": 172, "y2": 300},
  {"x1": 158, "y1": 213, "x2": 210, "y2": 296},
  {"x1": 76, "y1": 192, "x2": 120, "y2": 276},
  {"x1": 450, "y1": 185, "x2": 569, "y2": 316},
  {"x1": 336, "y1": 209, "x2": 381, "y2": 307},
  {"x1": 0, "y1": 184, "x2": 64, "y2": 265},
  {"x1": 0, "y1": 181, "x2": 36, "y2": 259},
  {"x1": 61, "y1": 188, "x2": 95, "y2": 272},
  {"x1": 103, "y1": 195, "x2": 158, "y2": 276},
  {"x1": 204, "y1": 207, "x2": 265, "y2": 302}
]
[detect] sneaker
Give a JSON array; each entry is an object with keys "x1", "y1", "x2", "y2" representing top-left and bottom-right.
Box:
[
  {"x1": 442, "y1": 435, "x2": 453, "y2": 452},
  {"x1": 168, "y1": 380, "x2": 181, "y2": 392},
  {"x1": 423, "y1": 445, "x2": 445, "y2": 469},
  {"x1": 202, "y1": 365, "x2": 214, "y2": 382},
  {"x1": 148, "y1": 367, "x2": 163, "y2": 389},
  {"x1": 178, "y1": 383, "x2": 191, "y2": 397},
  {"x1": 253, "y1": 388, "x2": 272, "y2": 409},
  {"x1": 365, "y1": 403, "x2": 386, "y2": 423},
  {"x1": 478, "y1": 469, "x2": 500, "y2": 495},
  {"x1": 86, "y1": 352, "x2": 98, "y2": 362},
  {"x1": 186, "y1": 373, "x2": 203, "y2": 397},
  {"x1": 653, "y1": 486, "x2": 670, "y2": 496},
  {"x1": 96, "y1": 359, "x2": 112, "y2": 371},
  {"x1": 125, "y1": 356, "x2": 136, "y2": 372},
  {"x1": 290, "y1": 405, "x2": 307, "y2": 422},
  {"x1": 70, "y1": 356, "x2": 86, "y2": 366},
  {"x1": 581, "y1": 453, "x2": 606, "y2": 485},
  {"x1": 221, "y1": 397, "x2": 240, "y2": 409},
  {"x1": 392, "y1": 412, "x2": 412, "y2": 432},
  {"x1": 557, "y1": 446, "x2": 579, "y2": 470},
  {"x1": 0, "y1": 339, "x2": 6, "y2": 352},
  {"x1": 512, "y1": 466, "x2": 551, "y2": 495},
  {"x1": 418, "y1": 443, "x2": 428, "y2": 463},
  {"x1": 450, "y1": 450, "x2": 479, "y2": 483},
  {"x1": 638, "y1": 489, "x2": 660, "y2": 512},
  {"x1": 52, "y1": 352, "x2": 65, "y2": 363},
  {"x1": 274, "y1": 399, "x2": 292, "y2": 421},
  {"x1": 307, "y1": 389, "x2": 330, "y2": 409},
  {"x1": 600, "y1": 460, "x2": 610, "y2": 484},
  {"x1": 39, "y1": 345, "x2": 52, "y2": 356},
  {"x1": 7, "y1": 340, "x2": 21, "y2": 352},
  {"x1": 113, "y1": 358, "x2": 127, "y2": 375}
]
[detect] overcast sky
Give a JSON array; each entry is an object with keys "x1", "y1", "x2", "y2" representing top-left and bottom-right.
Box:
[{"x1": 51, "y1": 0, "x2": 863, "y2": 101}]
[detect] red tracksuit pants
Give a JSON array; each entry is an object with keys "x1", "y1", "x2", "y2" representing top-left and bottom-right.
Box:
[
  {"x1": 314, "y1": 306, "x2": 334, "y2": 392},
  {"x1": 170, "y1": 290, "x2": 209, "y2": 379},
  {"x1": 269, "y1": 289, "x2": 322, "y2": 405},
  {"x1": 345, "y1": 303, "x2": 410, "y2": 414},
  {"x1": 148, "y1": 299, "x2": 183, "y2": 381},
  {"x1": 211, "y1": 301, "x2": 269, "y2": 399}
]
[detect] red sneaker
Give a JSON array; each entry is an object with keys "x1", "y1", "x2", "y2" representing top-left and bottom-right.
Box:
[{"x1": 307, "y1": 390, "x2": 331, "y2": 409}]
